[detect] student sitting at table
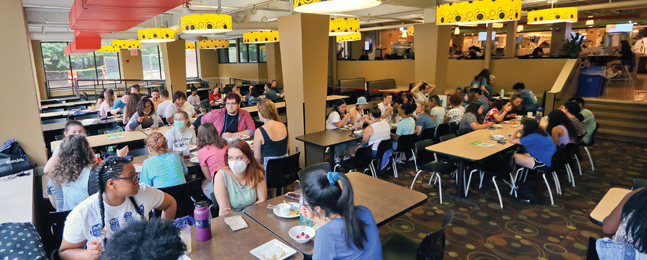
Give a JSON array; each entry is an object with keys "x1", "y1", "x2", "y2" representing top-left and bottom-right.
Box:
[
  {"x1": 110, "y1": 91, "x2": 129, "y2": 115},
  {"x1": 414, "y1": 101, "x2": 435, "y2": 137},
  {"x1": 560, "y1": 101, "x2": 585, "y2": 138},
  {"x1": 156, "y1": 89, "x2": 172, "y2": 122},
  {"x1": 444, "y1": 93, "x2": 465, "y2": 124},
  {"x1": 165, "y1": 110, "x2": 196, "y2": 152},
  {"x1": 568, "y1": 97, "x2": 596, "y2": 144},
  {"x1": 455, "y1": 86, "x2": 468, "y2": 105},
  {"x1": 545, "y1": 110, "x2": 577, "y2": 147},
  {"x1": 377, "y1": 93, "x2": 394, "y2": 120},
  {"x1": 232, "y1": 86, "x2": 243, "y2": 99},
  {"x1": 264, "y1": 83, "x2": 279, "y2": 102},
  {"x1": 188, "y1": 86, "x2": 201, "y2": 109},
  {"x1": 209, "y1": 86, "x2": 221, "y2": 103},
  {"x1": 326, "y1": 100, "x2": 352, "y2": 162},
  {"x1": 197, "y1": 123, "x2": 229, "y2": 195},
  {"x1": 392, "y1": 103, "x2": 416, "y2": 162},
  {"x1": 45, "y1": 121, "x2": 84, "y2": 174},
  {"x1": 150, "y1": 88, "x2": 162, "y2": 110},
  {"x1": 349, "y1": 107, "x2": 391, "y2": 158},
  {"x1": 606, "y1": 40, "x2": 635, "y2": 78},
  {"x1": 140, "y1": 132, "x2": 187, "y2": 189},
  {"x1": 532, "y1": 42, "x2": 549, "y2": 57},
  {"x1": 165, "y1": 91, "x2": 197, "y2": 125},
  {"x1": 509, "y1": 118, "x2": 556, "y2": 173},
  {"x1": 47, "y1": 135, "x2": 98, "y2": 212},
  {"x1": 512, "y1": 82, "x2": 538, "y2": 113},
  {"x1": 125, "y1": 98, "x2": 163, "y2": 131},
  {"x1": 95, "y1": 88, "x2": 108, "y2": 108},
  {"x1": 247, "y1": 88, "x2": 261, "y2": 105},
  {"x1": 201, "y1": 92, "x2": 256, "y2": 139},
  {"x1": 212, "y1": 140, "x2": 267, "y2": 216},
  {"x1": 192, "y1": 100, "x2": 212, "y2": 130},
  {"x1": 459, "y1": 102, "x2": 494, "y2": 131},
  {"x1": 470, "y1": 88, "x2": 490, "y2": 116},
  {"x1": 122, "y1": 93, "x2": 141, "y2": 125},
  {"x1": 505, "y1": 94, "x2": 526, "y2": 120},
  {"x1": 429, "y1": 95, "x2": 446, "y2": 126},
  {"x1": 301, "y1": 170, "x2": 382, "y2": 259},
  {"x1": 102, "y1": 218, "x2": 186, "y2": 260},
  {"x1": 59, "y1": 157, "x2": 177, "y2": 260},
  {"x1": 130, "y1": 84, "x2": 147, "y2": 99},
  {"x1": 99, "y1": 88, "x2": 115, "y2": 118},
  {"x1": 411, "y1": 80, "x2": 436, "y2": 102},
  {"x1": 471, "y1": 69, "x2": 492, "y2": 98},
  {"x1": 348, "y1": 97, "x2": 369, "y2": 127},
  {"x1": 485, "y1": 100, "x2": 512, "y2": 123},
  {"x1": 254, "y1": 99, "x2": 289, "y2": 169},
  {"x1": 602, "y1": 187, "x2": 647, "y2": 254}
]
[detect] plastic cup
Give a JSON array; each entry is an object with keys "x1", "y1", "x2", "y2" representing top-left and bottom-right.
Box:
[
  {"x1": 527, "y1": 112, "x2": 533, "y2": 118},
  {"x1": 183, "y1": 147, "x2": 190, "y2": 160},
  {"x1": 180, "y1": 226, "x2": 192, "y2": 255},
  {"x1": 279, "y1": 203, "x2": 291, "y2": 216}
]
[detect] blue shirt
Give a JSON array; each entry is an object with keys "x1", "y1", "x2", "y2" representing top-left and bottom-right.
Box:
[
  {"x1": 519, "y1": 133, "x2": 556, "y2": 167},
  {"x1": 313, "y1": 206, "x2": 382, "y2": 260},
  {"x1": 112, "y1": 99, "x2": 127, "y2": 114},
  {"x1": 477, "y1": 97, "x2": 490, "y2": 116},
  {"x1": 396, "y1": 117, "x2": 416, "y2": 136},
  {"x1": 519, "y1": 89, "x2": 538, "y2": 112},
  {"x1": 415, "y1": 114, "x2": 435, "y2": 135},
  {"x1": 140, "y1": 152, "x2": 188, "y2": 189}
]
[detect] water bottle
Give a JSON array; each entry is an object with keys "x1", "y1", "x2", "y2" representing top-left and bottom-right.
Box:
[
  {"x1": 535, "y1": 108, "x2": 543, "y2": 123},
  {"x1": 500, "y1": 89, "x2": 505, "y2": 98},
  {"x1": 194, "y1": 201, "x2": 212, "y2": 241}
]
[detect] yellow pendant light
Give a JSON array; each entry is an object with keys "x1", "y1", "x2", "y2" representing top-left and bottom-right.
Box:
[
  {"x1": 198, "y1": 39, "x2": 230, "y2": 49},
  {"x1": 329, "y1": 18, "x2": 360, "y2": 36},
  {"x1": 243, "y1": 31, "x2": 280, "y2": 44},
  {"x1": 527, "y1": 7, "x2": 578, "y2": 25},
  {"x1": 112, "y1": 40, "x2": 141, "y2": 49},
  {"x1": 437, "y1": 0, "x2": 522, "y2": 25},
  {"x1": 97, "y1": 45, "x2": 119, "y2": 53},
  {"x1": 186, "y1": 42, "x2": 196, "y2": 49},
  {"x1": 336, "y1": 33, "x2": 361, "y2": 42},
  {"x1": 293, "y1": 0, "x2": 381, "y2": 13},
  {"x1": 407, "y1": 26, "x2": 414, "y2": 36},
  {"x1": 137, "y1": 28, "x2": 176, "y2": 43},
  {"x1": 181, "y1": 14, "x2": 232, "y2": 34}
]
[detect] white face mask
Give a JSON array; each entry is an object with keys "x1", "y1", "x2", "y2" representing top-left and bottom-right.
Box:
[
  {"x1": 228, "y1": 160, "x2": 247, "y2": 175},
  {"x1": 143, "y1": 110, "x2": 150, "y2": 115}
]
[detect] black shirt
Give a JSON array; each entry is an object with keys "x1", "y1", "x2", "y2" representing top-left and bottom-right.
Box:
[
  {"x1": 223, "y1": 112, "x2": 239, "y2": 134},
  {"x1": 468, "y1": 51, "x2": 478, "y2": 59},
  {"x1": 619, "y1": 48, "x2": 633, "y2": 61},
  {"x1": 532, "y1": 47, "x2": 544, "y2": 57},
  {"x1": 193, "y1": 115, "x2": 204, "y2": 130}
]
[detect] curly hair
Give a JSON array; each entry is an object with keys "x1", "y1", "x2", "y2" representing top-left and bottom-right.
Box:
[
  {"x1": 103, "y1": 218, "x2": 186, "y2": 260},
  {"x1": 51, "y1": 135, "x2": 95, "y2": 185},
  {"x1": 145, "y1": 132, "x2": 169, "y2": 155}
]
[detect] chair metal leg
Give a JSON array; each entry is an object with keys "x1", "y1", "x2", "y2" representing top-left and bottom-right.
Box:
[
  {"x1": 566, "y1": 164, "x2": 575, "y2": 187},
  {"x1": 552, "y1": 172, "x2": 561, "y2": 195},
  {"x1": 493, "y1": 176, "x2": 503, "y2": 209},
  {"x1": 574, "y1": 155, "x2": 582, "y2": 176},
  {"x1": 465, "y1": 169, "x2": 478, "y2": 197},
  {"x1": 479, "y1": 171, "x2": 484, "y2": 189},
  {"x1": 543, "y1": 173, "x2": 555, "y2": 205},
  {"x1": 523, "y1": 168, "x2": 529, "y2": 182},
  {"x1": 334, "y1": 164, "x2": 341, "y2": 172},
  {"x1": 509, "y1": 168, "x2": 523, "y2": 196},
  {"x1": 584, "y1": 147, "x2": 594, "y2": 171},
  {"x1": 437, "y1": 173, "x2": 443, "y2": 205},
  {"x1": 410, "y1": 170, "x2": 422, "y2": 189}
]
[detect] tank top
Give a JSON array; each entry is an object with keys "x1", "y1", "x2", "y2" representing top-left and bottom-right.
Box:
[
  {"x1": 259, "y1": 126, "x2": 288, "y2": 157},
  {"x1": 61, "y1": 167, "x2": 92, "y2": 211},
  {"x1": 369, "y1": 120, "x2": 391, "y2": 151},
  {"x1": 556, "y1": 125, "x2": 571, "y2": 146},
  {"x1": 221, "y1": 169, "x2": 257, "y2": 212}
]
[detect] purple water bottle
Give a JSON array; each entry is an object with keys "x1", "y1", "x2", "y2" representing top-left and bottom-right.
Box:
[{"x1": 194, "y1": 201, "x2": 212, "y2": 241}]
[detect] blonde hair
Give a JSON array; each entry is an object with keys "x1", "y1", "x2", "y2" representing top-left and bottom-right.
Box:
[
  {"x1": 257, "y1": 99, "x2": 279, "y2": 121},
  {"x1": 417, "y1": 101, "x2": 431, "y2": 116},
  {"x1": 145, "y1": 132, "x2": 169, "y2": 155}
]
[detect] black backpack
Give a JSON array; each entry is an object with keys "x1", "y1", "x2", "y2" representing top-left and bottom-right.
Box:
[{"x1": 0, "y1": 140, "x2": 35, "y2": 178}]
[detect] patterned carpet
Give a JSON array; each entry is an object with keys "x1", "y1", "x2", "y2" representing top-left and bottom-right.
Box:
[{"x1": 375, "y1": 138, "x2": 647, "y2": 260}]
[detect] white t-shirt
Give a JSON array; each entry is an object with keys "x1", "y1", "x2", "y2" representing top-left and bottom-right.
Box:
[
  {"x1": 377, "y1": 102, "x2": 391, "y2": 118},
  {"x1": 414, "y1": 92, "x2": 427, "y2": 102},
  {"x1": 164, "y1": 102, "x2": 195, "y2": 119},
  {"x1": 164, "y1": 126, "x2": 197, "y2": 151},
  {"x1": 326, "y1": 111, "x2": 348, "y2": 130},
  {"x1": 62, "y1": 184, "x2": 164, "y2": 246},
  {"x1": 430, "y1": 107, "x2": 446, "y2": 126},
  {"x1": 156, "y1": 100, "x2": 172, "y2": 118}
]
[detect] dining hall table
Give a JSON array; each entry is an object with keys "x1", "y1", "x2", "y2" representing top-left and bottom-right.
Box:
[
  {"x1": 50, "y1": 126, "x2": 172, "y2": 149},
  {"x1": 295, "y1": 129, "x2": 362, "y2": 168},
  {"x1": 589, "y1": 187, "x2": 631, "y2": 226},
  {"x1": 40, "y1": 100, "x2": 95, "y2": 111},
  {"x1": 243, "y1": 171, "x2": 427, "y2": 257}
]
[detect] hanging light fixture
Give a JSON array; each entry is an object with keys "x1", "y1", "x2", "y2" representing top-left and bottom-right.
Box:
[
  {"x1": 112, "y1": 40, "x2": 141, "y2": 49},
  {"x1": 458, "y1": 23, "x2": 478, "y2": 27},
  {"x1": 527, "y1": 7, "x2": 578, "y2": 25},
  {"x1": 336, "y1": 33, "x2": 361, "y2": 42},
  {"x1": 407, "y1": 26, "x2": 414, "y2": 36},
  {"x1": 243, "y1": 31, "x2": 280, "y2": 44},
  {"x1": 454, "y1": 27, "x2": 460, "y2": 35},
  {"x1": 436, "y1": 0, "x2": 521, "y2": 25},
  {"x1": 97, "y1": 45, "x2": 119, "y2": 53},
  {"x1": 198, "y1": 39, "x2": 230, "y2": 49},
  {"x1": 329, "y1": 18, "x2": 360, "y2": 36},
  {"x1": 293, "y1": 0, "x2": 381, "y2": 13},
  {"x1": 517, "y1": 25, "x2": 524, "y2": 32},
  {"x1": 586, "y1": 20, "x2": 594, "y2": 26},
  {"x1": 492, "y1": 23, "x2": 503, "y2": 28},
  {"x1": 186, "y1": 42, "x2": 196, "y2": 49},
  {"x1": 137, "y1": 28, "x2": 176, "y2": 43},
  {"x1": 181, "y1": 14, "x2": 232, "y2": 34}
]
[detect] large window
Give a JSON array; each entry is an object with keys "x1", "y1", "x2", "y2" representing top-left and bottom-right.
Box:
[
  {"x1": 186, "y1": 49, "x2": 198, "y2": 78},
  {"x1": 239, "y1": 41, "x2": 249, "y2": 63},
  {"x1": 218, "y1": 39, "x2": 238, "y2": 63},
  {"x1": 218, "y1": 39, "x2": 266, "y2": 63},
  {"x1": 41, "y1": 42, "x2": 121, "y2": 89},
  {"x1": 142, "y1": 46, "x2": 164, "y2": 79},
  {"x1": 259, "y1": 45, "x2": 267, "y2": 63}
]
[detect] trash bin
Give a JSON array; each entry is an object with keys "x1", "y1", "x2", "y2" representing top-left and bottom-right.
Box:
[{"x1": 578, "y1": 67, "x2": 605, "y2": 97}]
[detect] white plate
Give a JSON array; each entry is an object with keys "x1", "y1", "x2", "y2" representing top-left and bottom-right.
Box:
[
  {"x1": 189, "y1": 145, "x2": 198, "y2": 151},
  {"x1": 273, "y1": 202, "x2": 300, "y2": 219},
  {"x1": 190, "y1": 157, "x2": 199, "y2": 163},
  {"x1": 239, "y1": 134, "x2": 251, "y2": 140},
  {"x1": 250, "y1": 239, "x2": 297, "y2": 260}
]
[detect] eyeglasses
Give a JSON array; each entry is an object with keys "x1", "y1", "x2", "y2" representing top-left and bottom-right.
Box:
[
  {"x1": 228, "y1": 156, "x2": 247, "y2": 161},
  {"x1": 225, "y1": 102, "x2": 238, "y2": 106},
  {"x1": 112, "y1": 174, "x2": 140, "y2": 184}
]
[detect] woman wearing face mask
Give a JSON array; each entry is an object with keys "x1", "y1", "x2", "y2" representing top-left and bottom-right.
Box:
[
  {"x1": 164, "y1": 111, "x2": 197, "y2": 152},
  {"x1": 212, "y1": 140, "x2": 267, "y2": 216},
  {"x1": 125, "y1": 98, "x2": 163, "y2": 131},
  {"x1": 140, "y1": 132, "x2": 187, "y2": 189}
]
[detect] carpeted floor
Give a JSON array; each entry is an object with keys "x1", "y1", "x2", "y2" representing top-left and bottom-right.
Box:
[{"x1": 375, "y1": 138, "x2": 647, "y2": 260}]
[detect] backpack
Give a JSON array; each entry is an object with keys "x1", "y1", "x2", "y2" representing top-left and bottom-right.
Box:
[{"x1": 0, "y1": 140, "x2": 35, "y2": 178}]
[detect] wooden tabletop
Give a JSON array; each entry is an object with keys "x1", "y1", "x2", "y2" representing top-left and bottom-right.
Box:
[
  {"x1": 132, "y1": 153, "x2": 199, "y2": 168},
  {"x1": 41, "y1": 117, "x2": 122, "y2": 132},
  {"x1": 40, "y1": 100, "x2": 94, "y2": 110},
  {"x1": 187, "y1": 212, "x2": 304, "y2": 260},
  {"x1": 40, "y1": 108, "x2": 97, "y2": 118},
  {"x1": 243, "y1": 102, "x2": 286, "y2": 113},
  {"x1": 326, "y1": 95, "x2": 350, "y2": 101},
  {"x1": 41, "y1": 97, "x2": 82, "y2": 103},
  {"x1": 425, "y1": 124, "x2": 517, "y2": 161},
  {"x1": 243, "y1": 172, "x2": 427, "y2": 256},
  {"x1": 51, "y1": 126, "x2": 171, "y2": 149},
  {"x1": 589, "y1": 188, "x2": 631, "y2": 225},
  {"x1": 295, "y1": 129, "x2": 361, "y2": 148}
]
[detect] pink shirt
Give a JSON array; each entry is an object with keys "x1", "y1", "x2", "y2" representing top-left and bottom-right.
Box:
[
  {"x1": 197, "y1": 144, "x2": 228, "y2": 178},
  {"x1": 100, "y1": 101, "x2": 112, "y2": 118}
]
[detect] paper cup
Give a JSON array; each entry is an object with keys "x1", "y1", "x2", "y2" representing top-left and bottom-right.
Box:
[
  {"x1": 279, "y1": 203, "x2": 291, "y2": 216},
  {"x1": 527, "y1": 112, "x2": 533, "y2": 117}
]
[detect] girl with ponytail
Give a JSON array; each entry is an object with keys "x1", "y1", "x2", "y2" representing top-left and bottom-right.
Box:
[
  {"x1": 301, "y1": 170, "x2": 382, "y2": 259},
  {"x1": 59, "y1": 157, "x2": 177, "y2": 260}
]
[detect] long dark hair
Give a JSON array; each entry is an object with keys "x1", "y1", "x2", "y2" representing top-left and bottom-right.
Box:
[
  {"x1": 222, "y1": 140, "x2": 264, "y2": 189},
  {"x1": 520, "y1": 118, "x2": 548, "y2": 137},
  {"x1": 474, "y1": 69, "x2": 491, "y2": 84},
  {"x1": 328, "y1": 100, "x2": 347, "y2": 119},
  {"x1": 620, "y1": 40, "x2": 631, "y2": 52},
  {"x1": 621, "y1": 188, "x2": 647, "y2": 253},
  {"x1": 429, "y1": 95, "x2": 441, "y2": 107},
  {"x1": 51, "y1": 135, "x2": 95, "y2": 184},
  {"x1": 124, "y1": 93, "x2": 141, "y2": 121},
  {"x1": 563, "y1": 102, "x2": 584, "y2": 121},
  {"x1": 96, "y1": 157, "x2": 144, "y2": 243},
  {"x1": 197, "y1": 123, "x2": 228, "y2": 150},
  {"x1": 136, "y1": 97, "x2": 156, "y2": 117},
  {"x1": 465, "y1": 102, "x2": 483, "y2": 123},
  {"x1": 546, "y1": 110, "x2": 576, "y2": 142},
  {"x1": 302, "y1": 170, "x2": 367, "y2": 250}
]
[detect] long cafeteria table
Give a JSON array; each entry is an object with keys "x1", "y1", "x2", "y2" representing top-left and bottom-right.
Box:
[
  {"x1": 40, "y1": 108, "x2": 97, "y2": 120},
  {"x1": 41, "y1": 117, "x2": 122, "y2": 132},
  {"x1": 40, "y1": 96, "x2": 82, "y2": 104},
  {"x1": 589, "y1": 187, "x2": 631, "y2": 225},
  {"x1": 295, "y1": 129, "x2": 361, "y2": 168},
  {"x1": 243, "y1": 171, "x2": 427, "y2": 257},
  {"x1": 50, "y1": 126, "x2": 171, "y2": 149},
  {"x1": 40, "y1": 100, "x2": 94, "y2": 110}
]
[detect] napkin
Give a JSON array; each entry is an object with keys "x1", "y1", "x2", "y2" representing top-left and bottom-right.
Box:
[{"x1": 224, "y1": 215, "x2": 249, "y2": 231}]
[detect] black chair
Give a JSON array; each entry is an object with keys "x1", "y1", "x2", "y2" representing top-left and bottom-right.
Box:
[
  {"x1": 381, "y1": 210, "x2": 454, "y2": 260},
  {"x1": 298, "y1": 162, "x2": 331, "y2": 183},
  {"x1": 372, "y1": 140, "x2": 395, "y2": 178},
  {"x1": 54, "y1": 134, "x2": 65, "y2": 141},
  {"x1": 47, "y1": 210, "x2": 71, "y2": 253},
  {"x1": 265, "y1": 152, "x2": 301, "y2": 194},
  {"x1": 513, "y1": 144, "x2": 566, "y2": 206},
  {"x1": 465, "y1": 149, "x2": 516, "y2": 209},
  {"x1": 586, "y1": 236, "x2": 600, "y2": 260},
  {"x1": 581, "y1": 123, "x2": 600, "y2": 171},
  {"x1": 456, "y1": 128, "x2": 473, "y2": 136},
  {"x1": 336, "y1": 146, "x2": 374, "y2": 177},
  {"x1": 632, "y1": 178, "x2": 647, "y2": 190},
  {"x1": 128, "y1": 148, "x2": 148, "y2": 157},
  {"x1": 420, "y1": 127, "x2": 435, "y2": 141},
  {"x1": 395, "y1": 134, "x2": 416, "y2": 161},
  {"x1": 434, "y1": 124, "x2": 450, "y2": 142},
  {"x1": 157, "y1": 178, "x2": 203, "y2": 219},
  {"x1": 448, "y1": 122, "x2": 458, "y2": 135},
  {"x1": 410, "y1": 139, "x2": 457, "y2": 204},
  {"x1": 439, "y1": 134, "x2": 456, "y2": 142}
]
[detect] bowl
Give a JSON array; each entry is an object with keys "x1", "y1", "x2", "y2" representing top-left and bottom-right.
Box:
[
  {"x1": 492, "y1": 134, "x2": 505, "y2": 141},
  {"x1": 289, "y1": 226, "x2": 316, "y2": 244},
  {"x1": 353, "y1": 130, "x2": 364, "y2": 137},
  {"x1": 515, "y1": 116, "x2": 522, "y2": 121}
]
